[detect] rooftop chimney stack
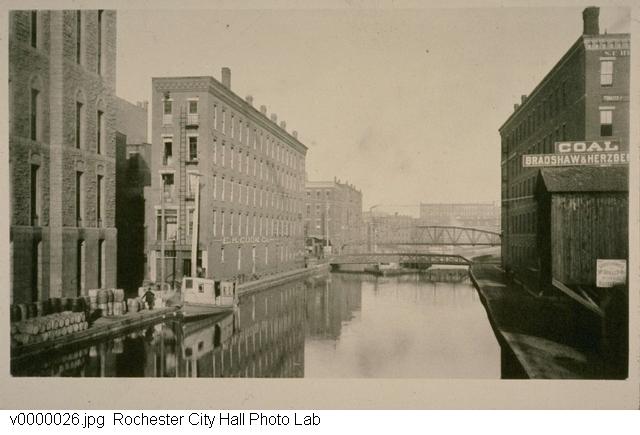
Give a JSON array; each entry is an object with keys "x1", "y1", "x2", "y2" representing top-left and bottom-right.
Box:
[
  {"x1": 514, "y1": 103, "x2": 520, "y2": 111},
  {"x1": 245, "y1": 95, "x2": 253, "y2": 105},
  {"x1": 280, "y1": 121, "x2": 286, "y2": 130},
  {"x1": 271, "y1": 113, "x2": 278, "y2": 123},
  {"x1": 521, "y1": 95, "x2": 527, "y2": 104},
  {"x1": 292, "y1": 130, "x2": 298, "y2": 139},
  {"x1": 260, "y1": 105, "x2": 267, "y2": 115},
  {"x1": 221, "y1": 67, "x2": 231, "y2": 89},
  {"x1": 583, "y1": 7, "x2": 600, "y2": 35}
]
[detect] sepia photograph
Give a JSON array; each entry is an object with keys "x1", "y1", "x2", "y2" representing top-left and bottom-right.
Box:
[{"x1": 1, "y1": 0, "x2": 638, "y2": 410}]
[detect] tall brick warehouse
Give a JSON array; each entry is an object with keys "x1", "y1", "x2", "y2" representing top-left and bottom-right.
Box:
[
  {"x1": 146, "y1": 69, "x2": 308, "y2": 285},
  {"x1": 9, "y1": 10, "x2": 118, "y2": 303},
  {"x1": 499, "y1": 7, "x2": 630, "y2": 285}
]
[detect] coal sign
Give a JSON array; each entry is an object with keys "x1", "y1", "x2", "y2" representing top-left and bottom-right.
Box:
[{"x1": 522, "y1": 140, "x2": 629, "y2": 167}]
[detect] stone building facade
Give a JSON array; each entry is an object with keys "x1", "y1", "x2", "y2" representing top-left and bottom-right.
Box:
[
  {"x1": 499, "y1": 7, "x2": 630, "y2": 283},
  {"x1": 304, "y1": 179, "x2": 363, "y2": 254},
  {"x1": 146, "y1": 70, "x2": 308, "y2": 285},
  {"x1": 9, "y1": 10, "x2": 118, "y2": 303}
]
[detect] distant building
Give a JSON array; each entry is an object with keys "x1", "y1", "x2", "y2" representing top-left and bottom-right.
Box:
[
  {"x1": 362, "y1": 211, "x2": 416, "y2": 251},
  {"x1": 499, "y1": 7, "x2": 630, "y2": 288},
  {"x1": 9, "y1": 10, "x2": 118, "y2": 303},
  {"x1": 146, "y1": 69, "x2": 308, "y2": 285},
  {"x1": 304, "y1": 179, "x2": 363, "y2": 254},
  {"x1": 419, "y1": 202, "x2": 500, "y2": 230},
  {"x1": 115, "y1": 97, "x2": 150, "y2": 294}
]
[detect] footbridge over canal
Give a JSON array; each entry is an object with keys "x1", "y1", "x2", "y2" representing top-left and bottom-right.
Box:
[{"x1": 329, "y1": 253, "x2": 473, "y2": 272}]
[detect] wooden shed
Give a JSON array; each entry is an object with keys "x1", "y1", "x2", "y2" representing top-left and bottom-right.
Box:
[{"x1": 535, "y1": 166, "x2": 628, "y2": 291}]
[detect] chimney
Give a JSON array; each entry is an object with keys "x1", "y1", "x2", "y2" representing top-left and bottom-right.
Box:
[
  {"x1": 245, "y1": 95, "x2": 253, "y2": 105},
  {"x1": 583, "y1": 7, "x2": 599, "y2": 35},
  {"x1": 260, "y1": 105, "x2": 267, "y2": 115},
  {"x1": 280, "y1": 121, "x2": 286, "y2": 130},
  {"x1": 270, "y1": 113, "x2": 278, "y2": 123},
  {"x1": 514, "y1": 103, "x2": 520, "y2": 111},
  {"x1": 521, "y1": 95, "x2": 527, "y2": 104},
  {"x1": 292, "y1": 130, "x2": 298, "y2": 139},
  {"x1": 221, "y1": 67, "x2": 231, "y2": 89}
]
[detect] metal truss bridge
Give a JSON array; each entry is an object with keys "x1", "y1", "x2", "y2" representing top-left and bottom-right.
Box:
[{"x1": 352, "y1": 225, "x2": 502, "y2": 249}]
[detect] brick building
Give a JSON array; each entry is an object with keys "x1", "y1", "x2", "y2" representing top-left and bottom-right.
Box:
[
  {"x1": 9, "y1": 10, "x2": 118, "y2": 303},
  {"x1": 115, "y1": 98, "x2": 150, "y2": 294},
  {"x1": 146, "y1": 69, "x2": 308, "y2": 285},
  {"x1": 499, "y1": 7, "x2": 630, "y2": 284},
  {"x1": 304, "y1": 179, "x2": 363, "y2": 254},
  {"x1": 419, "y1": 202, "x2": 500, "y2": 230}
]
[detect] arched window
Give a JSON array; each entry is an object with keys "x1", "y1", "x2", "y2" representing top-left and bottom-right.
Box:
[
  {"x1": 29, "y1": 76, "x2": 43, "y2": 141},
  {"x1": 96, "y1": 97, "x2": 106, "y2": 154},
  {"x1": 75, "y1": 89, "x2": 86, "y2": 149}
]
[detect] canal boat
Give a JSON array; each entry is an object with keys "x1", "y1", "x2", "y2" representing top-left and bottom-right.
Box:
[{"x1": 179, "y1": 276, "x2": 239, "y2": 320}]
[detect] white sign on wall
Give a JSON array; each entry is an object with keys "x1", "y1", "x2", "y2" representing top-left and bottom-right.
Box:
[{"x1": 596, "y1": 259, "x2": 627, "y2": 288}]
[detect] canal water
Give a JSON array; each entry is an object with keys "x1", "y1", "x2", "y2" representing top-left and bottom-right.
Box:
[{"x1": 12, "y1": 268, "x2": 500, "y2": 378}]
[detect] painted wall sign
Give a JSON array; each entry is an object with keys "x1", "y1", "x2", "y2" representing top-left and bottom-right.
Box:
[
  {"x1": 596, "y1": 259, "x2": 627, "y2": 288},
  {"x1": 601, "y1": 49, "x2": 630, "y2": 57},
  {"x1": 522, "y1": 152, "x2": 629, "y2": 167},
  {"x1": 554, "y1": 140, "x2": 624, "y2": 154}
]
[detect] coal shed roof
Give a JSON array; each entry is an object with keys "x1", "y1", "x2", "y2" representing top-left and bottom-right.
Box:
[{"x1": 537, "y1": 166, "x2": 628, "y2": 193}]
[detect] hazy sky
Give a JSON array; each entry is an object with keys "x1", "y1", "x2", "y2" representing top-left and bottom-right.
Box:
[{"x1": 116, "y1": 5, "x2": 629, "y2": 212}]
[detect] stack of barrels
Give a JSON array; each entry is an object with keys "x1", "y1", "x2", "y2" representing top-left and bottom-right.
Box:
[
  {"x1": 113, "y1": 289, "x2": 127, "y2": 316},
  {"x1": 10, "y1": 311, "x2": 89, "y2": 346}
]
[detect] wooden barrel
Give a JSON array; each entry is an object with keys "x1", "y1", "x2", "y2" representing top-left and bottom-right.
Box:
[
  {"x1": 107, "y1": 302, "x2": 113, "y2": 317},
  {"x1": 35, "y1": 301, "x2": 45, "y2": 317},
  {"x1": 41, "y1": 299, "x2": 52, "y2": 316},
  {"x1": 10, "y1": 305, "x2": 21, "y2": 323},
  {"x1": 107, "y1": 289, "x2": 115, "y2": 303},
  {"x1": 98, "y1": 303, "x2": 108, "y2": 317},
  {"x1": 97, "y1": 290, "x2": 109, "y2": 305},
  {"x1": 114, "y1": 289, "x2": 125, "y2": 302},
  {"x1": 63, "y1": 298, "x2": 74, "y2": 312},
  {"x1": 26, "y1": 303, "x2": 38, "y2": 319},
  {"x1": 88, "y1": 289, "x2": 99, "y2": 299},
  {"x1": 127, "y1": 298, "x2": 139, "y2": 313},
  {"x1": 49, "y1": 297, "x2": 62, "y2": 313}
]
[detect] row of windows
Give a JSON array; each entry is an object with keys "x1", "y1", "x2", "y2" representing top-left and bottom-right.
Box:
[
  {"x1": 507, "y1": 210, "x2": 537, "y2": 234},
  {"x1": 27, "y1": 165, "x2": 105, "y2": 228},
  {"x1": 509, "y1": 175, "x2": 537, "y2": 200},
  {"x1": 161, "y1": 135, "x2": 304, "y2": 193},
  {"x1": 24, "y1": 238, "x2": 108, "y2": 301},
  {"x1": 218, "y1": 244, "x2": 294, "y2": 270},
  {"x1": 26, "y1": 10, "x2": 107, "y2": 76},
  {"x1": 503, "y1": 60, "x2": 619, "y2": 152},
  {"x1": 504, "y1": 81, "x2": 570, "y2": 150},
  {"x1": 162, "y1": 99, "x2": 304, "y2": 172},
  {"x1": 74, "y1": 171, "x2": 106, "y2": 228},
  {"x1": 160, "y1": 172, "x2": 302, "y2": 215},
  {"x1": 155, "y1": 209, "x2": 302, "y2": 241}
]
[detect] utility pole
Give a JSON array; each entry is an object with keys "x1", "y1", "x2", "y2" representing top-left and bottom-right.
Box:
[{"x1": 160, "y1": 175, "x2": 165, "y2": 288}]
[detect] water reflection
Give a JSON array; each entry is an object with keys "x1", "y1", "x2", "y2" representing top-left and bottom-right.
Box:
[{"x1": 12, "y1": 269, "x2": 500, "y2": 378}]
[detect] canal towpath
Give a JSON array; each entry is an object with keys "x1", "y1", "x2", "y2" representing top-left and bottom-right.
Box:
[{"x1": 470, "y1": 263, "x2": 620, "y2": 379}]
